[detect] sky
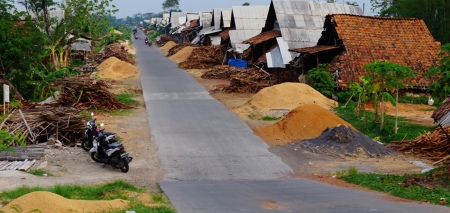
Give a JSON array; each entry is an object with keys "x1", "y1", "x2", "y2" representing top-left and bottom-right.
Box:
[
  {"x1": 13, "y1": 0, "x2": 376, "y2": 19},
  {"x1": 111, "y1": 0, "x2": 376, "y2": 18}
]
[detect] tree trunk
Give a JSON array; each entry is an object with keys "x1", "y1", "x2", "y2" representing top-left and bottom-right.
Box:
[
  {"x1": 395, "y1": 89, "x2": 399, "y2": 134},
  {"x1": 380, "y1": 93, "x2": 385, "y2": 131}
]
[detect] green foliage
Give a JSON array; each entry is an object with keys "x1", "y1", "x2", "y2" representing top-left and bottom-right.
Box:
[
  {"x1": 340, "y1": 167, "x2": 450, "y2": 207},
  {"x1": 426, "y1": 43, "x2": 450, "y2": 101},
  {"x1": 149, "y1": 31, "x2": 159, "y2": 42},
  {"x1": 306, "y1": 64, "x2": 335, "y2": 97},
  {"x1": 162, "y1": 0, "x2": 179, "y2": 12},
  {"x1": 334, "y1": 102, "x2": 434, "y2": 142},
  {"x1": 242, "y1": 2, "x2": 250, "y2": 6},
  {"x1": 261, "y1": 116, "x2": 281, "y2": 121},
  {"x1": 116, "y1": 94, "x2": 137, "y2": 106},
  {"x1": 397, "y1": 95, "x2": 430, "y2": 105},
  {"x1": 362, "y1": 61, "x2": 415, "y2": 131},
  {"x1": 27, "y1": 169, "x2": 53, "y2": 176},
  {"x1": 0, "y1": 129, "x2": 25, "y2": 151}
]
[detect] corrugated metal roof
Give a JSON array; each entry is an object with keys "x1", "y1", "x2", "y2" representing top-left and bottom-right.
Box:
[
  {"x1": 270, "y1": 0, "x2": 363, "y2": 63},
  {"x1": 71, "y1": 41, "x2": 91, "y2": 52},
  {"x1": 170, "y1": 12, "x2": 187, "y2": 28},
  {"x1": 221, "y1": 10, "x2": 232, "y2": 28},
  {"x1": 212, "y1": 8, "x2": 231, "y2": 30},
  {"x1": 200, "y1": 11, "x2": 213, "y2": 27},
  {"x1": 229, "y1": 5, "x2": 270, "y2": 51},
  {"x1": 186, "y1": 13, "x2": 199, "y2": 23},
  {"x1": 267, "y1": 46, "x2": 286, "y2": 68},
  {"x1": 432, "y1": 96, "x2": 450, "y2": 123}
]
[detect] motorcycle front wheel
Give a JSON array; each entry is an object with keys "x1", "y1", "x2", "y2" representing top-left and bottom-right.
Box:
[
  {"x1": 90, "y1": 152, "x2": 102, "y2": 163},
  {"x1": 118, "y1": 158, "x2": 129, "y2": 173},
  {"x1": 81, "y1": 137, "x2": 91, "y2": 151}
]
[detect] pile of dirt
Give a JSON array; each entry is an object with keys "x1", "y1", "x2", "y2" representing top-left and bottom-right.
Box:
[
  {"x1": 97, "y1": 57, "x2": 139, "y2": 80},
  {"x1": 167, "y1": 42, "x2": 193, "y2": 57},
  {"x1": 234, "y1": 83, "x2": 336, "y2": 118},
  {"x1": 298, "y1": 125, "x2": 398, "y2": 158},
  {"x1": 160, "y1": 41, "x2": 177, "y2": 56},
  {"x1": 168, "y1": 46, "x2": 197, "y2": 64},
  {"x1": 179, "y1": 45, "x2": 226, "y2": 69},
  {"x1": 157, "y1": 35, "x2": 176, "y2": 47},
  {"x1": 1, "y1": 191, "x2": 130, "y2": 213},
  {"x1": 254, "y1": 104, "x2": 355, "y2": 146},
  {"x1": 98, "y1": 43, "x2": 136, "y2": 65}
]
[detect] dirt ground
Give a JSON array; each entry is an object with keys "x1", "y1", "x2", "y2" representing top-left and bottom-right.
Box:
[{"x1": 0, "y1": 47, "x2": 439, "y2": 203}]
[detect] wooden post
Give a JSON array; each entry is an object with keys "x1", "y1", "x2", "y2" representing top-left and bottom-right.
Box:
[{"x1": 19, "y1": 109, "x2": 35, "y2": 142}]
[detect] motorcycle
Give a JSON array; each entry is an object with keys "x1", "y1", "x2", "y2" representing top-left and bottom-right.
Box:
[
  {"x1": 80, "y1": 113, "x2": 116, "y2": 151},
  {"x1": 89, "y1": 128, "x2": 133, "y2": 173}
]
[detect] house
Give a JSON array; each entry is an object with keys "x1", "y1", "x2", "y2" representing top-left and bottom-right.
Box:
[
  {"x1": 255, "y1": 0, "x2": 362, "y2": 69},
  {"x1": 291, "y1": 14, "x2": 441, "y2": 89},
  {"x1": 229, "y1": 5, "x2": 270, "y2": 54},
  {"x1": 192, "y1": 8, "x2": 232, "y2": 46}
]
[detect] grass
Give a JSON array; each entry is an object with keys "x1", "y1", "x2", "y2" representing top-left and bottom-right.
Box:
[
  {"x1": 116, "y1": 93, "x2": 138, "y2": 106},
  {"x1": 27, "y1": 169, "x2": 53, "y2": 177},
  {"x1": 0, "y1": 180, "x2": 176, "y2": 213},
  {"x1": 261, "y1": 116, "x2": 281, "y2": 121},
  {"x1": 333, "y1": 102, "x2": 435, "y2": 143},
  {"x1": 339, "y1": 167, "x2": 450, "y2": 207}
]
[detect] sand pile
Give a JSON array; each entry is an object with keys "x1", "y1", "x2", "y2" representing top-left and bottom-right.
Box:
[
  {"x1": 168, "y1": 46, "x2": 197, "y2": 64},
  {"x1": 299, "y1": 125, "x2": 397, "y2": 158},
  {"x1": 1, "y1": 191, "x2": 130, "y2": 213},
  {"x1": 159, "y1": 41, "x2": 177, "y2": 56},
  {"x1": 234, "y1": 82, "x2": 336, "y2": 118},
  {"x1": 97, "y1": 56, "x2": 139, "y2": 80},
  {"x1": 254, "y1": 104, "x2": 355, "y2": 146}
]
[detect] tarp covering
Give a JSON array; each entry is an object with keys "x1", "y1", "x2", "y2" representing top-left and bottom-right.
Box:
[{"x1": 228, "y1": 59, "x2": 247, "y2": 68}]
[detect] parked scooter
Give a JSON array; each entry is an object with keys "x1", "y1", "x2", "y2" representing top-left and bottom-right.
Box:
[
  {"x1": 89, "y1": 127, "x2": 133, "y2": 173},
  {"x1": 80, "y1": 113, "x2": 116, "y2": 151}
]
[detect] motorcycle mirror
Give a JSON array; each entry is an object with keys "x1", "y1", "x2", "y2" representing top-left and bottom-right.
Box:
[{"x1": 100, "y1": 123, "x2": 104, "y2": 127}]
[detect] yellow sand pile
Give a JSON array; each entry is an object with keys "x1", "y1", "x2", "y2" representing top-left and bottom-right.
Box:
[
  {"x1": 160, "y1": 41, "x2": 177, "y2": 56},
  {"x1": 97, "y1": 56, "x2": 139, "y2": 80},
  {"x1": 1, "y1": 191, "x2": 130, "y2": 213},
  {"x1": 168, "y1": 46, "x2": 197, "y2": 64},
  {"x1": 114, "y1": 30, "x2": 123, "y2": 35},
  {"x1": 234, "y1": 82, "x2": 336, "y2": 118},
  {"x1": 254, "y1": 104, "x2": 355, "y2": 146}
]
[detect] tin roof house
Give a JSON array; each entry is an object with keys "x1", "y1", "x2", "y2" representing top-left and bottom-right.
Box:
[
  {"x1": 228, "y1": 5, "x2": 270, "y2": 54},
  {"x1": 250, "y1": 0, "x2": 363, "y2": 69},
  {"x1": 291, "y1": 14, "x2": 441, "y2": 89},
  {"x1": 193, "y1": 8, "x2": 232, "y2": 46}
]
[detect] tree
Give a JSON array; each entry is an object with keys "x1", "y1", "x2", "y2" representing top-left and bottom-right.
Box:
[
  {"x1": 19, "y1": 0, "x2": 117, "y2": 68},
  {"x1": 426, "y1": 43, "x2": 450, "y2": 101},
  {"x1": 242, "y1": 2, "x2": 250, "y2": 6},
  {"x1": 162, "y1": 0, "x2": 179, "y2": 12},
  {"x1": 363, "y1": 61, "x2": 415, "y2": 133},
  {"x1": 306, "y1": 64, "x2": 335, "y2": 98}
]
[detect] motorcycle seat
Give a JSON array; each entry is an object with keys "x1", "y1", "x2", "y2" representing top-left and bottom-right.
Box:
[{"x1": 107, "y1": 142, "x2": 122, "y2": 149}]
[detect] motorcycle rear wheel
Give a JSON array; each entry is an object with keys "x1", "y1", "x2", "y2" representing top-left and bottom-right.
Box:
[
  {"x1": 81, "y1": 137, "x2": 91, "y2": 151},
  {"x1": 90, "y1": 152, "x2": 102, "y2": 163}
]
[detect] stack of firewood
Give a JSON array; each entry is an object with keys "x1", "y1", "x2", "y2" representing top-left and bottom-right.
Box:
[
  {"x1": 388, "y1": 126, "x2": 450, "y2": 165},
  {"x1": 201, "y1": 65, "x2": 244, "y2": 79},
  {"x1": 213, "y1": 68, "x2": 273, "y2": 93},
  {"x1": 0, "y1": 107, "x2": 85, "y2": 145},
  {"x1": 179, "y1": 45, "x2": 226, "y2": 69},
  {"x1": 54, "y1": 76, "x2": 133, "y2": 110},
  {"x1": 97, "y1": 43, "x2": 136, "y2": 65},
  {"x1": 167, "y1": 42, "x2": 193, "y2": 57}
]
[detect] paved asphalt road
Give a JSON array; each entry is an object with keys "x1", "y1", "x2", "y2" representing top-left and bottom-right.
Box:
[{"x1": 135, "y1": 31, "x2": 449, "y2": 213}]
